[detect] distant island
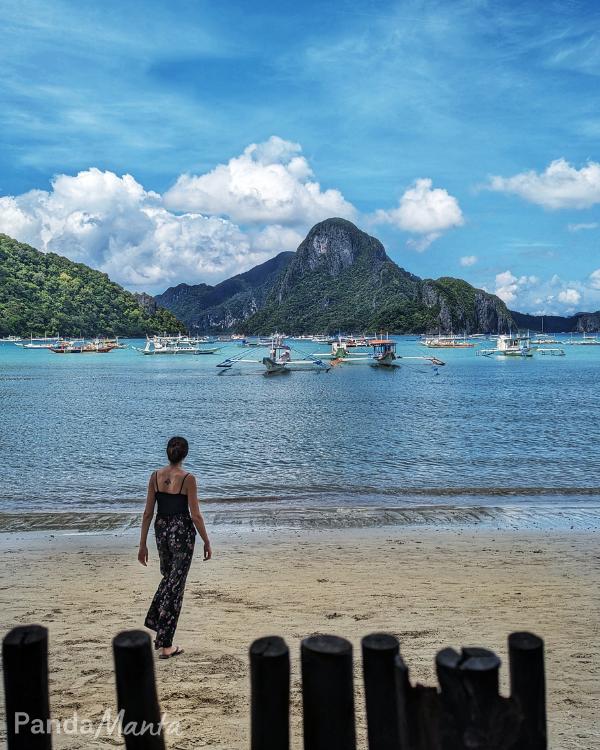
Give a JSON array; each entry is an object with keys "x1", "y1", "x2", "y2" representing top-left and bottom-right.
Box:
[
  {"x1": 0, "y1": 234, "x2": 183, "y2": 337},
  {"x1": 157, "y1": 219, "x2": 600, "y2": 334},
  {"x1": 156, "y1": 218, "x2": 513, "y2": 334},
  {"x1": 2, "y1": 222, "x2": 599, "y2": 338}
]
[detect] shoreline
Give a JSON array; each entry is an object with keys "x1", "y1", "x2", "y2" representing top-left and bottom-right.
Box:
[
  {"x1": 0, "y1": 500, "x2": 599, "y2": 534},
  {"x1": 0, "y1": 526, "x2": 598, "y2": 748}
]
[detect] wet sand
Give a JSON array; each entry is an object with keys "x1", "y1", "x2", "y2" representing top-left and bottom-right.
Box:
[{"x1": 0, "y1": 526, "x2": 598, "y2": 749}]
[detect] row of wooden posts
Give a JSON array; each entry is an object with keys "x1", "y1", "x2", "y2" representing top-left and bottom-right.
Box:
[{"x1": 2, "y1": 624, "x2": 546, "y2": 749}]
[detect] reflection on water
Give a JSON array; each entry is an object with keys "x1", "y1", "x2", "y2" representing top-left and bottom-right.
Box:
[{"x1": 1, "y1": 338, "x2": 599, "y2": 530}]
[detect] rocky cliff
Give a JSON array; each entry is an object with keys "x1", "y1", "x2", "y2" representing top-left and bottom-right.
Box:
[
  {"x1": 156, "y1": 218, "x2": 513, "y2": 334},
  {"x1": 511, "y1": 309, "x2": 600, "y2": 333},
  {"x1": 244, "y1": 219, "x2": 512, "y2": 334},
  {"x1": 155, "y1": 252, "x2": 293, "y2": 331}
]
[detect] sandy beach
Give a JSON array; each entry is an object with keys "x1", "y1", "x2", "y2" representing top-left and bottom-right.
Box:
[{"x1": 0, "y1": 525, "x2": 598, "y2": 749}]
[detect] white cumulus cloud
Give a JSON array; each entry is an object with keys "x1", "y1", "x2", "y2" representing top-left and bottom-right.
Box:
[
  {"x1": 494, "y1": 271, "x2": 539, "y2": 305},
  {"x1": 460, "y1": 255, "x2": 478, "y2": 267},
  {"x1": 0, "y1": 168, "x2": 274, "y2": 288},
  {"x1": 164, "y1": 135, "x2": 357, "y2": 226},
  {"x1": 588, "y1": 269, "x2": 600, "y2": 290},
  {"x1": 491, "y1": 271, "x2": 593, "y2": 313},
  {"x1": 250, "y1": 225, "x2": 304, "y2": 254},
  {"x1": 373, "y1": 178, "x2": 464, "y2": 251},
  {"x1": 488, "y1": 159, "x2": 600, "y2": 209},
  {"x1": 495, "y1": 270, "x2": 519, "y2": 304},
  {"x1": 557, "y1": 288, "x2": 581, "y2": 305}
]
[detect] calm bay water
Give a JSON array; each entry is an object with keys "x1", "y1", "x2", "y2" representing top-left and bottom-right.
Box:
[{"x1": 1, "y1": 338, "x2": 599, "y2": 531}]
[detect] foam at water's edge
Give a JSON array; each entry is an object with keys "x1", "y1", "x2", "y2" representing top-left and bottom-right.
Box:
[{"x1": 1, "y1": 504, "x2": 598, "y2": 533}]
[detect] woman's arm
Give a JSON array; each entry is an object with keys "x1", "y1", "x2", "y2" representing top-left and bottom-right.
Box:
[
  {"x1": 187, "y1": 475, "x2": 212, "y2": 561},
  {"x1": 138, "y1": 473, "x2": 157, "y2": 566}
]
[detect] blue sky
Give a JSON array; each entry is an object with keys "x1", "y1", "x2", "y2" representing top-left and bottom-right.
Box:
[{"x1": 1, "y1": 0, "x2": 599, "y2": 312}]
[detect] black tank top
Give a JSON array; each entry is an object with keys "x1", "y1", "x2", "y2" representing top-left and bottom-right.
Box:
[{"x1": 154, "y1": 471, "x2": 190, "y2": 516}]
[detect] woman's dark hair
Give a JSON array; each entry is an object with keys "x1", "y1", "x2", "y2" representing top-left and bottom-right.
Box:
[{"x1": 167, "y1": 436, "x2": 189, "y2": 464}]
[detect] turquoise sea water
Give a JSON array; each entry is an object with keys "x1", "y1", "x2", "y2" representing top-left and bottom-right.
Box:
[{"x1": 1, "y1": 337, "x2": 599, "y2": 531}]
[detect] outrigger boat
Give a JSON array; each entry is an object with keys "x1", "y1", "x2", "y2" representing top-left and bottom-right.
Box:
[
  {"x1": 421, "y1": 333, "x2": 475, "y2": 348},
  {"x1": 531, "y1": 335, "x2": 561, "y2": 345},
  {"x1": 370, "y1": 338, "x2": 400, "y2": 366},
  {"x1": 134, "y1": 335, "x2": 220, "y2": 355},
  {"x1": 217, "y1": 337, "x2": 330, "y2": 374},
  {"x1": 94, "y1": 336, "x2": 128, "y2": 350},
  {"x1": 16, "y1": 334, "x2": 61, "y2": 349},
  {"x1": 315, "y1": 338, "x2": 445, "y2": 368},
  {"x1": 240, "y1": 337, "x2": 274, "y2": 348},
  {"x1": 565, "y1": 332, "x2": 600, "y2": 345},
  {"x1": 478, "y1": 333, "x2": 535, "y2": 357},
  {"x1": 50, "y1": 339, "x2": 86, "y2": 354}
]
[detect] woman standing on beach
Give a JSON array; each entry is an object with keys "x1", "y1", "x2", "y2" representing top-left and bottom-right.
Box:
[{"x1": 138, "y1": 436, "x2": 212, "y2": 659}]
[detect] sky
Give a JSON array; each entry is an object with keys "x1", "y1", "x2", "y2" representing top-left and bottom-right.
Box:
[{"x1": 1, "y1": 0, "x2": 599, "y2": 313}]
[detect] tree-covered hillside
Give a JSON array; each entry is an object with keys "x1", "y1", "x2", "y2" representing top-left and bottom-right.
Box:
[
  {"x1": 0, "y1": 234, "x2": 183, "y2": 336},
  {"x1": 243, "y1": 219, "x2": 513, "y2": 334},
  {"x1": 155, "y1": 252, "x2": 294, "y2": 331},
  {"x1": 154, "y1": 218, "x2": 514, "y2": 335}
]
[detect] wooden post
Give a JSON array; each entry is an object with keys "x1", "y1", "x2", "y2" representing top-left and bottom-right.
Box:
[
  {"x1": 393, "y1": 654, "x2": 411, "y2": 750},
  {"x1": 301, "y1": 635, "x2": 356, "y2": 750},
  {"x1": 3, "y1": 625, "x2": 51, "y2": 750},
  {"x1": 436, "y1": 646, "x2": 501, "y2": 750},
  {"x1": 508, "y1": 632, "x2": 546, "y2": 750},
  {"x1": 112, "y1": 630, "x2": 165, "y2": 750},
  {"x1": 250, "y1": 636, "x2": 290, "y2": 750},
  {"x1": 361, "y1": 633, "x2": 400, "y2": 750}
]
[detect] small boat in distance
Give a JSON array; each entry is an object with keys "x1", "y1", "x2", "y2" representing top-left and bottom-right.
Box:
[
  {"x1": 422, "y1": 334, "x2": 475, "y2": 348},
  {"x1": 531, "y1": 336, "x2": 561, "y2": 345},
  {"x1": 134, "y1": 335, "x2": 220, "y2": 355},
  {"x1": 16, "y1": 334, "x2": 61, "y2": 349},
  {"x1": 479, "y1": 333, "x2": 534, "y2": 357},
  {"x1": 50, "y1": 339, "x2": 86, "y2": 354},
  {"x1": 565, "y1": 332, "x2": 600, "y2": 345}
]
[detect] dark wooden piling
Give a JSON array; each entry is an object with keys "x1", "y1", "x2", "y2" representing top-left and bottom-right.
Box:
[
  {"x1": 250, "y1": 636, "x2": 290, "y2": 750},
  {"x1": 395, "y1": 653, "x2": 441, "y2": 750},
  {"x1": 436, "y1": 646, "x2": 503, "y2": 750},
  {"x1": 112, "y1": 630, "x2": 165, "y2": 750},
  {"x1": 508, "y1": 632, "x2": 546, "y2": 750},
  {"x1": 301, "y1": 634, "x2": 356, "y2": 750},
  {"x1": 393, "y1": 653, "x2": 412, "y2": 750},
  {"x1": 361, "y1": 633, "x2": 400, "y2": 750},
  {"x1": 3, "y1": 624, "x2": 51, "y2": 750}
]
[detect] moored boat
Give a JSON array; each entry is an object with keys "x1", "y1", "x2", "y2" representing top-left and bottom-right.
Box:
[
  {"x1": 17, "y1": 334, "x2": 61, "y2": 349},
  {"x1": 134, "y1": 335, "x2": 220, "y2": 355},
  {"x1": 370, "y1": 338, "x2": 399, "y2": 367},
  {"x1": 50, "y1": 339, "x2": 85, "y2": 354},
  {"x1": 422, "y1": 334, "x2": 475, "y2": 348},
  {"x1": 479, "y1": 333, "x2": 534, "y2": 357},
  {"x1": 217, "y1": 336, "x2": 330, "y2": 373},
  {"x1": 565, "y1": 332, "x2": 600, "y2": 345}
]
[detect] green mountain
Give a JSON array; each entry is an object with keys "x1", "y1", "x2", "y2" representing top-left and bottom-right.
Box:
[
  {"x1": 155, "y1": 251, "x2": 294, "y2": 331},
  {"x1": 158, "y1": 218, "x2": 513, "y2": 334},
  {"x1": 0, "y1": 234, "x2": 183, "y2": 337},
  {"x1": 512, "y1": 309, "x2": 600, "y2": 333}
]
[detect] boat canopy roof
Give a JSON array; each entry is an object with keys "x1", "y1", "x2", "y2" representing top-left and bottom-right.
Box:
[{"x1": 370, "y1": 339, "x2": 394, "y2": 345}]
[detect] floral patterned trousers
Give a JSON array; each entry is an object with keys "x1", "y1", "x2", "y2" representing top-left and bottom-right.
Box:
[{"x1": 145, "y1": 514, "x2": 195, "y2": 649}]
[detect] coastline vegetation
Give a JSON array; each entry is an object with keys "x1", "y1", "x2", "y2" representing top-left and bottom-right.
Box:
[{"x1": 0, "y1": 234, "x2": 183, "y2": 337}]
